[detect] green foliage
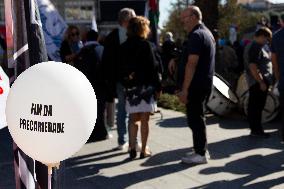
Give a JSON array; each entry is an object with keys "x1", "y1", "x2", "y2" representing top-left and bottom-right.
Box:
[
  {"x1": 161, "y1": 0, "x2": 263, "y2": 41},
  {"x1": 218, "y1": 0, "x2": 262, "y2": 38},
  {"x1": 161, "y1": 0, "x2": 219, "y2": 41},
  {"x1": 157, "y1": 93, "x2": 186, "y2": 113},
  {"x1": 160, "y1": 0, "x2": 188, "y2": 42},
  {"x1": 194, "y1": 0, "x2": 219, "y2": 31}
]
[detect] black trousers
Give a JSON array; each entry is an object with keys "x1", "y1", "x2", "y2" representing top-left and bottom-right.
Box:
[
  {"x1": 89, "y1": 86, "x2": 108, "y2": 141},
  {"x1": 247, "y1": 83, "x2": 268, "y2": 133},
  {"x1": 186, "y1": 89, "x2": 211, "y2": 156},
  {"x1": 279, "y1": 91, "x2": 284, "y2": 140}
]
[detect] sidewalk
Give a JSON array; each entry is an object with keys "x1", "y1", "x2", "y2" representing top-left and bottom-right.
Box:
[{"x1": 1, "y1": 108, "x2": 284, "y2": 189}]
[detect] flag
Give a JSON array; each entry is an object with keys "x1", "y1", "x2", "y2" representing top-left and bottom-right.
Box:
[
  {"x1": 0, "y1": 66, "x2": 9, "y2": 130},
  {"x1": 4, "y1": 0, "x2": 49, "y2": 188},
  {"x1": 37, "y1": 0, "x2": 67, "y2": 61},
  {"x1": 146, "y1": 0, "x2": 160, "y2": 45},
  {"x1": 92, "y1": 13, "x2": 98, "y2": 32}
]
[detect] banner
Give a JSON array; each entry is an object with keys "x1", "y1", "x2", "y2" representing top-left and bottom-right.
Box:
[
  {"x1": 37, "y1": 0, "x2": 67, "y2": 61},
  {"x1": 92, "y1": 13, "x2": 98, "y2": 32},
  {"x1": 4, "y1": 0, "x2": 49, "y2": 188}
]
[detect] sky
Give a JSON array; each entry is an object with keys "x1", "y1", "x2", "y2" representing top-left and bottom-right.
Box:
[
  {"x1": 159, "y1": 0, "x2": 176, "y2": 28},
  {"x1": 159, "y1": 0, "x2": 284, "y2": 29}
]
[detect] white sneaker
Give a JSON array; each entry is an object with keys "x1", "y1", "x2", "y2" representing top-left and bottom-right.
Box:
[
  {"x1": 185, "y1": 151, "x2": 210, "y2": 159},
  {"x1": 181, "y1": 153, "x2": 207, "y2": 164},
  {"x1": 106, "y1": 133, "x2": 113, "y2": 139},
  {"x1": 185, "y1": 151, "x2": 195, "y2": 157},
  {"x1": 117, "y1": 142, "x2": 129, "y2": 151}
]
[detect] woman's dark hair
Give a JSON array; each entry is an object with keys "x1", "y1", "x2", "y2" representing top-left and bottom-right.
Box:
[{"x1": 63, "y1": 25, "x2": 80, "y2": 42}]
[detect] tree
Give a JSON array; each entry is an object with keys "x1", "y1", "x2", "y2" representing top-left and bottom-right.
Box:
[
  {"x1": 161, "y1": 0, "x2": 219, "y2": 41},
  {"x1": 194, "y1": 0, "x2": 219, "y2": 31},
  {"x1": 160, "y1": 0, "x2": 189, "y2": 42},
  {"x1": 218, "y1": 0, "x2": 262, "y2": 39},
  {"x1": 161, "y1": 0, "x2": 262, "y2": 42}
]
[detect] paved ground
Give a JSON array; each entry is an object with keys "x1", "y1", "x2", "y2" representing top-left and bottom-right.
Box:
[{"x1": 1, "y1": 108, "x2": 284, "y2": 189}]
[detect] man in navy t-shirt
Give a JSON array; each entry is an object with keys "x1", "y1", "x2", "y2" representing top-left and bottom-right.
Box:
[
  {"x1": 271, "y1": 16, "x2": 284, "y2": 142},
  {"x1": 244, "y1": 27, "x2": 272, "y2": 138},
  {"x1": 175, "y1": 6, "x2": 215, "y2": 164}
]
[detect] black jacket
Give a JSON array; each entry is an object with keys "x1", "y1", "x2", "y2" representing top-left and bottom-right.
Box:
[
  {"x1": 101, "y1": 29, "x2": 120, "y2": 100},
  {"x1": 119, "y1": 36, "x2": 161, "y2": 92}
]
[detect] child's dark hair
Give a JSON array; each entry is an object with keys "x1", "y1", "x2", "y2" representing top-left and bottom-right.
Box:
[{"x1": 255, "y1": 27, "x2": 272, "y2": 39}]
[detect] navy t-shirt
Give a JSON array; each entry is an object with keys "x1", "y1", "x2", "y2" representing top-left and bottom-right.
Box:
[
  {"x1": 271, "y1": 28, "x2": 284, "y2": 91},
  {"x1": 180, "y1": 24, "x2": 215, "y2": 92},
  {"x1": 245, "y1": 41, "x2": 273, "y2": 87}
]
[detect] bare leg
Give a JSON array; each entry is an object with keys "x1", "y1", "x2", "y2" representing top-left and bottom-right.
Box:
[
  {"x1": 129, "y1": 113, "x2": 140, "y2": 150},
  {"x1": 140, "y1": 113, "x2": 150, "y2": 154}
]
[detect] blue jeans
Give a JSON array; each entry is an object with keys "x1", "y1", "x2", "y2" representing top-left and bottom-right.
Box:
[{"x1": 116, "y1": 83, "x2": 128, "y2": 145}]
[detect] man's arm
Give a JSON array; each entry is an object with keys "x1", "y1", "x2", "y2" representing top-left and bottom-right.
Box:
[
  {"x1": 247, "y1": 42, "x2": 267, "y2": 91},
  {"x1": 272, "y1": 52, "x2": 280, "y2": 82},
  {"x1": 178, "y1": 54, "x2": 199, "y2": 104},
  {"x1": 168, "y1": 58, "x2": 177, "y2": 75},
  {"x1": 249, "y1": 63, "x2": 267, "y2": 91}
]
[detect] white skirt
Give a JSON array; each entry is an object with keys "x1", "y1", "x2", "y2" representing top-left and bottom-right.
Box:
[
  {"x1": 126, "y1": 97, "x2": 156, "y2": 114},
  {"x1": 125, "y1": 85, "x2": 156, "y2": 114}
]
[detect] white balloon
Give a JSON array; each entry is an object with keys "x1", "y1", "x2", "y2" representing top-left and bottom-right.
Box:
[{"x1": 6, "y1": 61, "x2": 97, "y2": 164}]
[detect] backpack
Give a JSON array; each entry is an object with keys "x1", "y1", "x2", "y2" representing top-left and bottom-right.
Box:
[{"x1": 74, "y1": 44, "x2": 99, "y2": 86}]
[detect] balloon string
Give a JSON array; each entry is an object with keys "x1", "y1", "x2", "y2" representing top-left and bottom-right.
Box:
[
  {"x1": 48, "y1": 166, "x2": 52, "y2": 189},
  {"x1": 46, "y1": 163, "x2": 59, "y2": 189},
  {"x1": 48, "y1": 172, "x2": 51, "y2": 189}
]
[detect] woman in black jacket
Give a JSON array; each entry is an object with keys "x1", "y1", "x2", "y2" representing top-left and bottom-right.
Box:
[{"x1": 120, "y1": 16, "x2": 161, "y2": 159}]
